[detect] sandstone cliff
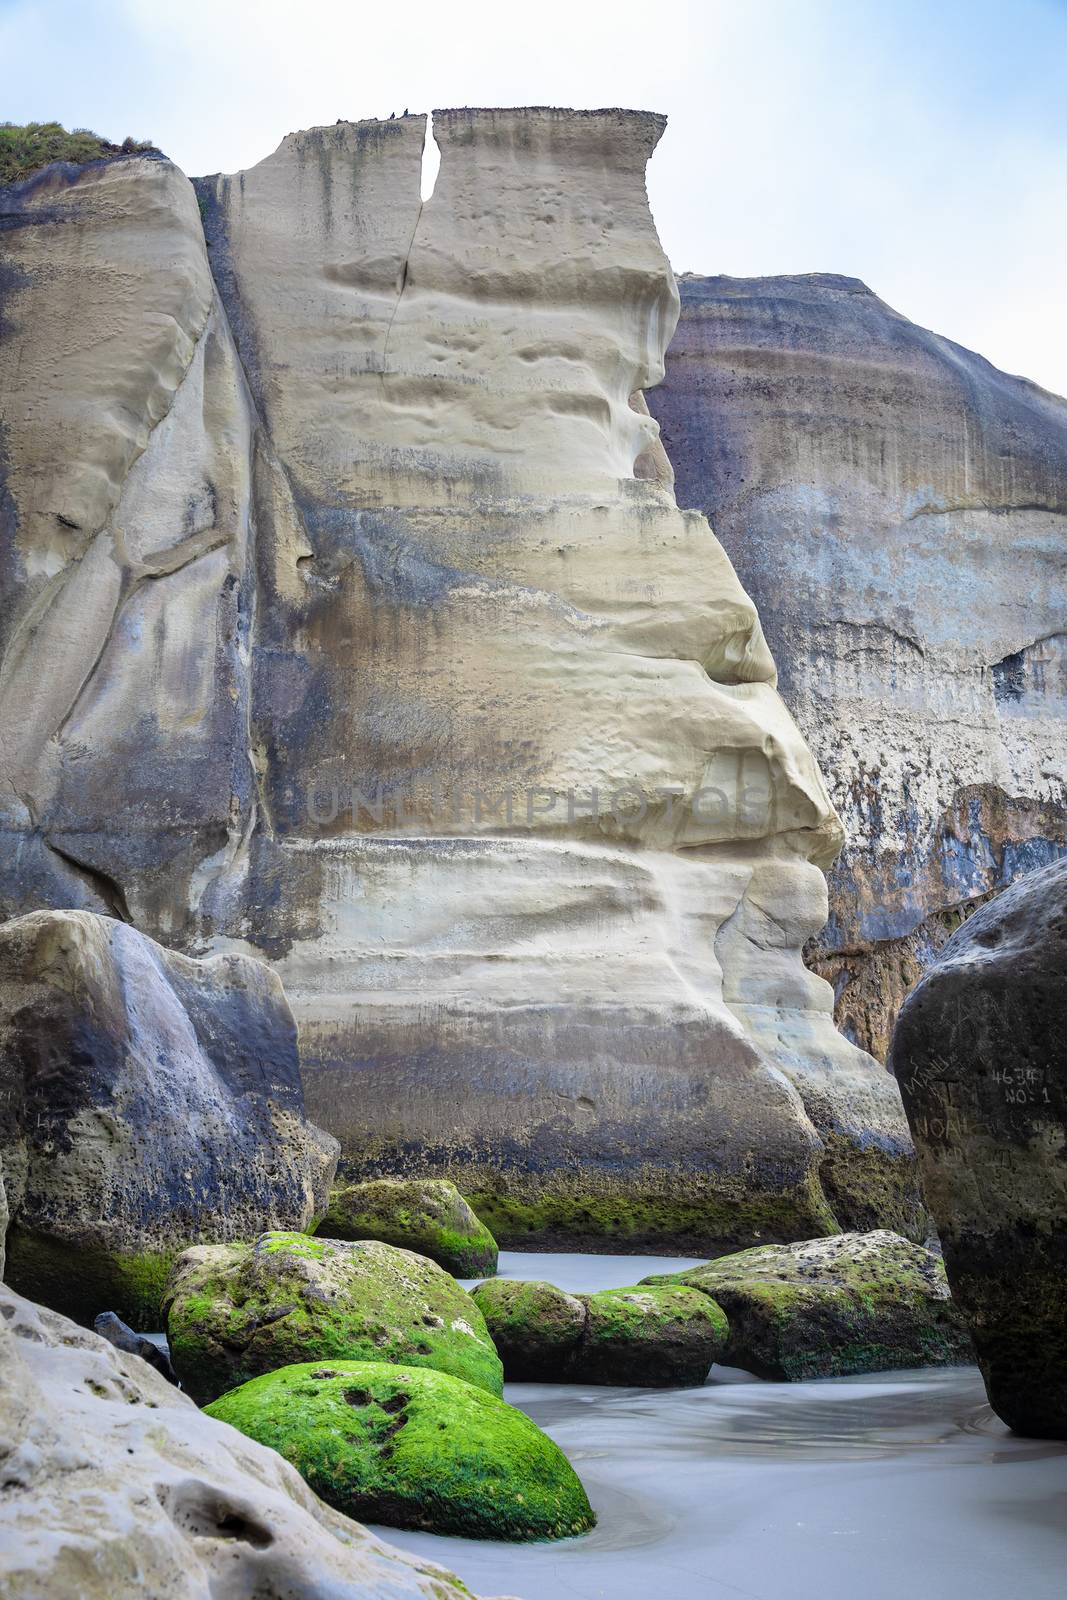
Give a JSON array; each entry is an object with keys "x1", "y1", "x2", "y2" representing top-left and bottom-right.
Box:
[
  {"x1": 0, "y1": 118, "x2": 919, "y2": 1251},
  {"x1": 649, "y1": 273, "x2": 1067, "y2": 1060}
]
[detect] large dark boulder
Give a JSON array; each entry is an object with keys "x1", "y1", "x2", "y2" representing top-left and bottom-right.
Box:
[
  {"x1": 0, "y1": 910, "x2": 338, "y2": 1326},
  {"x1": 890, "y1": 860, "x2": 1067, "y2": 1437}
]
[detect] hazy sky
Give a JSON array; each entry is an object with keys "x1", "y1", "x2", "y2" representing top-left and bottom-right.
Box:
[{"x1": 4, "y1": 0, "x2": 1066, "y2": 397}]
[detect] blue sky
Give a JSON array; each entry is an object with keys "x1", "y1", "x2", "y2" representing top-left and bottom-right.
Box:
[{"x1": 3, "y1": 0, "x2": 1066, "y2": 397}]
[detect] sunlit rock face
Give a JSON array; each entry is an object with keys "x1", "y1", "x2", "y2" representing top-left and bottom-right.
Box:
[
  {"x1": 650, "y1": 273, "x2": 1067, "y2": 1062},
  {"x1": 0, "y1": 116, "x2": 918, "y2": 1251}
]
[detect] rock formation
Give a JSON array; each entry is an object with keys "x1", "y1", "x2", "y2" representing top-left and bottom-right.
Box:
[
  {"x1": 649, "y1": 273, "x2": 1067, "y2": 1061},
  {"x1": 0, "y1": 910, "x2": 337, "y2": 1324},
  {"x1": 0, "y1": 115, "x2": 918, "y2": 1254},
  {"x1": 890, "y1": 859, "x2": 1067, "y2": 1437},
  {"x1": 470, "y1": 1276, "x2": 728, "y2": 1386},
  {"x1": 643, "y1": 1230, "x2": 970, "y2": 1380},
  {"x1": 206, "y1": 1359, "x2": 596, "y2": 1542},
  {"x1": 163, "y1": 1231, "x2": 503, "y2": 1404},
  {"x1": 0, "y1": 1284, "x2": 500, "y2": 1598},
  {"x1": 319, "y1": 1177, "x2": 498, "y2": 1276}
]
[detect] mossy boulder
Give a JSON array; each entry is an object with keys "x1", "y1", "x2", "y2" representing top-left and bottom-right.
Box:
[
  {"x1": 470, "y1": 1277, "x2": 728, "y2": 1386},
  {"x1": 469, "y1": 1279, "x2": 587, "y2": 1380},
  {"x1": 579, "y1": 1285, "x2": 728, "y2": 1385},
  {"x1": 643, "y1": 1230, "x2": 971, "y2": 1380},
  {"x1": 205, "y1": 1360, "x2": 595, "y2": 1541},
  {"x1": 163, "y1": 1233, "x2": 503, "y2": 1405},
  {"x1": 318, "y1": 1178, "x2": 498, "y2": 1277}
]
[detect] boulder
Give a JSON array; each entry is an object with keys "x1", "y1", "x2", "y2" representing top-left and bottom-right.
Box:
[
  {"x1": 163, "y1": 1231, "x2": 503, "y2": 1405},
  {"x1": 0, "y1": 1284, "x2": 504, "y2": 1599},
  {"x1": 93, "y1": 1312, "x2": 178, "y2": 1385},
  {"x1": 205, "y1": 1359, "x2": 595, "y2": 1542},
  {"x1": 579, "y1": 1285, "x2": 729, "y2": 1387},
  {"x1": 890, "y1": 859, "x2": 1067, "y2": 1436},
  {"x1": 470, "y1": 1277, "x2": 728, "y2": 1386},
  {"x1": 470, "y1": 1279, "x2": 587, "y2": 1381},
  {"x1": 649, "y1": 272, "x2": 1067, "y2": 1064},
  {"x1": 0, "y1": 117, "x2": 920, "y2": 1255},
  {"x1": 319, "y1": 1178, "x2": 498, "y2": 1276},
  {"x1": 0, "y1": 910, "x2": 338, "y2": 1326},
  {"x1": 644, "y1": 1231, "x2": 970, "y2": 1380}
]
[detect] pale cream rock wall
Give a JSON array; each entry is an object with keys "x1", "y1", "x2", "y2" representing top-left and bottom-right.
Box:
[{"x1": 0, "y1": 117, "x2": 921, "y2": 1250}]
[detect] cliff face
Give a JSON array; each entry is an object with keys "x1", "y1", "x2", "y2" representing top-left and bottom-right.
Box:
[
  {"x1": 0, "y1": 119, "x2": 918, "y2": 1250},
  {"x1": 649, "y1": 273, "x2": 1067, "y2": 1061}
]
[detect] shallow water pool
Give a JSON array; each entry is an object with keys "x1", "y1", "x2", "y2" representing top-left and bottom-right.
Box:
[{"x1": 372, "y1": 1251, "x2": 1067, "y2": 1600}]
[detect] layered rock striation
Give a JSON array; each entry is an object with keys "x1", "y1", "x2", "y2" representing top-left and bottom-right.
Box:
[
  {"x1": 649, "y1": 273, "x2": 1067, "y2": 1061},
  {"x1": 0, "y1": 115, "x2": 918, "y2": 1252}
]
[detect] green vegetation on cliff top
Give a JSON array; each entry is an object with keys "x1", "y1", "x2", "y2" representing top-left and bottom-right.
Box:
[{"x1": 0, "y1": 122, "x2": 156, "y2": 184}]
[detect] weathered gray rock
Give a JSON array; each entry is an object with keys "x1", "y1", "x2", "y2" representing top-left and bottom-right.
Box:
[
  {"x1": 94, "y1": 1312, "x2": 178, "y2": 1384},
  {"x1": 890, "y1": 859, "x2": 1067, "y2": 1436},
  {"x1": 0, "y1": 910, "x2": 338, "y2": 1325},
  {"x1": 649, "y1": 273, "x2": 1067, "y2": 1062},
  {"x1": 643, "y1": 1230, "x2": 970, "y2": 1380},
  {"x1": 470, "y1": 1276, "x2": 728, "y2": 1386},
  {"x1": 319, "y1": 1177, "x2": 498, "y2": 1276},
  {"x1": 0, "y1": 126, "x2": 919, "y2": 1255},
  {"x1": 163, "y1": 1231, "x2": 503, "y2": 1405},
  {"x1": 0, "y1": 1284, "x2": 501, "y2": 1599}
]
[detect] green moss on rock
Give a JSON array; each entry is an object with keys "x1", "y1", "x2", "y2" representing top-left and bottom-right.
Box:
[
  {"x1": 462, "y1": 1169, "x2": 839, "y2": 1256},
  {"x1": 0, "y1": 122, "x2": 156, "y2": 185},
  {"x1": 469, "y1": 1279, "x2": 586, "y2": 1380},
  {"x1": 318, "y1": 1178, "x2": 497, "y2": 1277},
  {"x1": 205, "y1": 1360, "x2": 595, "y2": 1541},
  {"x1": 642, "y1": 1230, "x2": 972, "y2": 1380},
  {"x1": 579, "y1": 1285, "x2": 728, "y2": 1386},
  {"x1": 3, "y1": 1226, "x2": 176, "y2": 1329},
  {"x1": 163, "y1": 1232, "x2": 503, "y2": 1405},
  {"x1": 470, "y1": 1277, "x2": 728, "y2": 1386}
]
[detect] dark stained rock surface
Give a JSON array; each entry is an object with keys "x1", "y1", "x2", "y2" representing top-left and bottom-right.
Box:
[
  {"x1": 642, "y1": 1230, "x2": 970, "y2": 1380},
  {"x1": 470, "y1": 1276, "x2": 728, "y2": 1386},
  {"x1": 205, "y1": 1359, "x2": 595, "y2": 1541},
  {"x1": 0, "y1": 1285, "x2": 496, "y2": 1598},
  {"x1": 649, "y1": 273, "x2": 1067, "y2": 1061},
  {"x1": 93, "y1": 1311, "x2": 178, "y2": 1384},
  {"x1": 890, "y1": 859, "x2": 1067, "y2": 1436},
  {"x1": 0, "y1": 910, "x2": 338, "y2": 1326},
  {"x1": 318, "y1": 1178, "x2": 498, "y2": 1277},
  {"x1": 163, "y1": 1231, "x2": 503, "y2": 1405}
]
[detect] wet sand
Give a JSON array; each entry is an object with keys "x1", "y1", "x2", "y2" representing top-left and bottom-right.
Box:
[{"x1": 372, "y1": 1252, "x2": 1067, "y2": 1600}]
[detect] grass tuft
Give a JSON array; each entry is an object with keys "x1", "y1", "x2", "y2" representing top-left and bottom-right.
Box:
[{"x1": 0, "y1": 121, "x2": 156, "y2": 185}]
